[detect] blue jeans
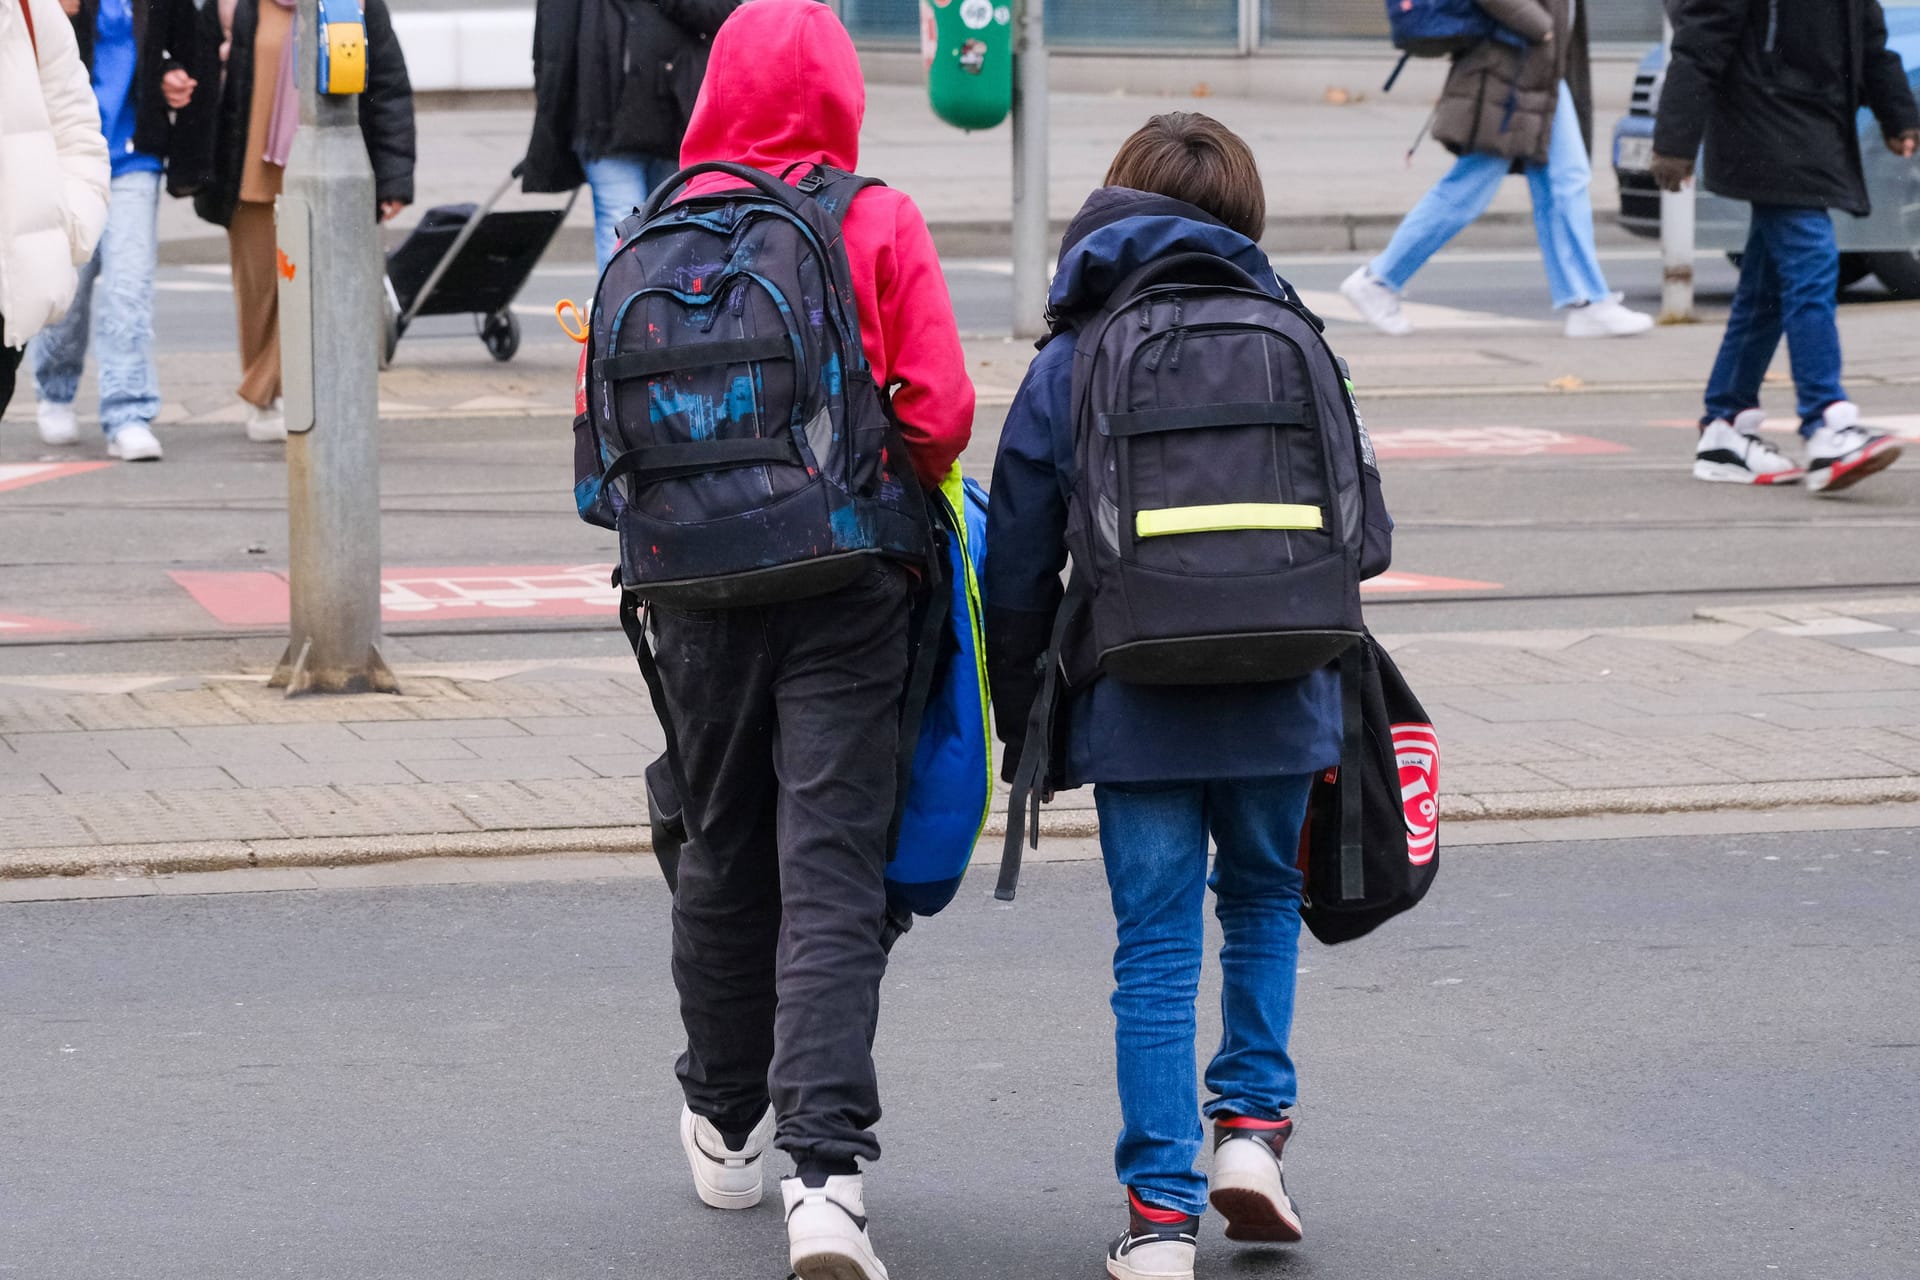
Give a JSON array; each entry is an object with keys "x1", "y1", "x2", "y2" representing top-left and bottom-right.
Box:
[
  {"x1": 1095, "y1": 775, "x2": 1314, "y2": 1217},
  {"x1": 1371, "y1": 80, "x2": 1611, "y2": 309},
  {"x1": 581, "y1": 152, "x2": 678, "y2": 271},
  {"x1": 30, "y1": 169, "x2": 162, "y2": 434},
  {"x1": 1703, "y1": 205, "x2": 1846, "y2": 436}
]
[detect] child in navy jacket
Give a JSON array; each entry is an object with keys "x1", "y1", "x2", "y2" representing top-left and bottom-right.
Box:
[{"x1": 984, "y1": 113, "x2": 1392, "y2": 1280}]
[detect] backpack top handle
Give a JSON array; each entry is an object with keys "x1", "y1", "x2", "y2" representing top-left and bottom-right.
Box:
[
  {"x1": 638, "y1": 160, "x2": 811, "y2": 221},
  {"x1": 1107, "y1": 250, "x2": 1267, "y2": 304}
]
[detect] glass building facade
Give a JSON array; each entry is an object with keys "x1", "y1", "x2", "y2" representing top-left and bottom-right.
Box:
[{"x1": 839, "y1": 0, "x2": 1664, "y2": 49}]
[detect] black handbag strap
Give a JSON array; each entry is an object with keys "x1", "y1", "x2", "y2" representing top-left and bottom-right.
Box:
[
  {"x1": 615, "y1": 571, "x2": 702, "y2": 876},
  {"x1": 996, "y1": 581, "x2": 1086, "y2": 902},
  {"x1": 1337, "y1": 643, "x2": 1368, "y2": 903}
]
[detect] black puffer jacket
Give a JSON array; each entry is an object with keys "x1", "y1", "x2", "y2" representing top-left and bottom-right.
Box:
[
  {"x1": 1655, "y1": 0, "x2": 1920, "y2": 217},
  {"x1": 523, "y1": 0, "x2": 740, "y2": 193},
  {"x1": 187, "y1": 0, "x2": 415, "y2": 227},
  {"x1": 1432, "y1": 0, "x2": 1593, "y2": 165}
]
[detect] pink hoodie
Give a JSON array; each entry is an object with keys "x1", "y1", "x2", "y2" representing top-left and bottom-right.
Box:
[{"x1": 675, "y1": 0, "x2": 974, "y2": 487}]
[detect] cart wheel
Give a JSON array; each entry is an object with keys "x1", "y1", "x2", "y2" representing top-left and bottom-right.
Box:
[
  {"x1": 482, "y1": 310, "x2": 520, "y2": 362},
  {"x1": 380, "y1": 279, "x2": 402, "y2": 370}
]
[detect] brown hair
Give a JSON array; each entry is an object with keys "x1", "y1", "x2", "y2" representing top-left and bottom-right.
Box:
[{"x1": 1103, "y1": 112, "x2": 1267, "y2": 242}]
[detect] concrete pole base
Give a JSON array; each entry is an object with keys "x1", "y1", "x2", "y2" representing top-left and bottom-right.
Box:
[{"x1": 270, "y1": 639, "x2": 401, "y2": 696}]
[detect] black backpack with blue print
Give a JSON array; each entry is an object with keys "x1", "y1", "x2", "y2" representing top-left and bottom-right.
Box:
[{"x1": 573, "y1": 161, "x2": 929, "y2": 606}]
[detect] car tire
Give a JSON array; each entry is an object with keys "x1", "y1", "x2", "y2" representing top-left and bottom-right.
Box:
[
  {"x1": 1867, "y1": 249, "x2": 1920, "y2": 300},
  {"x1": 1727, "y1": 252, "x2": 1876, "y2": 296}
]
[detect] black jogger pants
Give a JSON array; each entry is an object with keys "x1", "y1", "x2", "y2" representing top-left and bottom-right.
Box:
[{"x1": 652, "y1": 560, "x2": 910, "y2": 1167}]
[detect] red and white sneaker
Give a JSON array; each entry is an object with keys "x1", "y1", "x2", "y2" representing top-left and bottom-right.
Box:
[
  {"x1": 1107, "y1": 1190, "x2": 1200, "y2": 1280},
  {"x1": 1694, "y1": 409, "x2": 1803, "y2": 485},
  {"x1": 1208, "y1": 1115, "x2": 1303, "y2": 1244},
  {"x1": 1804, "y1": 402, "x2": 1902, "y2": 494}
]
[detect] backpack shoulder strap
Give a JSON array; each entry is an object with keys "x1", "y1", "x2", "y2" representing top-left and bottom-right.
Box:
[
  {"x1": 21, "y1": 0, "x2": 39, "y2": 58},
  {"x1": 791, "y1": 163, "x2": 885, "y2": 225}
]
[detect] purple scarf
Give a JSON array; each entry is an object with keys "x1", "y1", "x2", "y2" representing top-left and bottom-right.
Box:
[{"x1": 262, "y1": 0, "x2": 299, "y2": 168}]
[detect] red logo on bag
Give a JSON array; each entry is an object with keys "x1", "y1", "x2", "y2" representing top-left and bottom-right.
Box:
[
  {"x1": 575, "y1": 347, "x2": 589, "y2": 417},
  {"x1": 1393, "y1": 722, "x2": 1439, "y2": 866}
]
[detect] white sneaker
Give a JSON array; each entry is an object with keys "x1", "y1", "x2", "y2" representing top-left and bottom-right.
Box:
[
  {"x1": 1208, "y1": 1116, "x2": 1303, "y2": 1244},
  {"x1": 1107, "y1": 1191, "x2": 1199, "y2": 1280},
  {"x1": 246, "y1": 397, "x2": 287, "y2": 443},
  {"x1": 784, "y1": 1174, "x2": 889, "y2": 1280},
  {"x1": 36, "y1": 400, "x2": 79, "y2": 446},
  {"x1": 1339, "y1": 266, "x2": 1413, "y2": 336},
  {"x1": 106, "y1": 423, "x2": 164, "y2": 462},
  {"x1": 1564, "y1": 294, "x2": 1654, "y2": 338},
  {"x1": 678, "y1": 1104, "x2": 773, "y2": 1210},
  {"x1": 1693, "y1": 409, "x2": 1801, "y2": 485},
  {"x1": 1804, "y1": 401, "x2": 1902, "y2": 495}
]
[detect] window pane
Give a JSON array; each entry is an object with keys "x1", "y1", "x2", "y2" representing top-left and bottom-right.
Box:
[
  {"x1": 1047, "y1": 0, "x2": 1238, "y2": 48},
  {"x1": 842, "y1": 0, "x2": 1241, "y2": 48},
  {"x1": 1261, "y1": 0, "x2": 1664, "y2": 44}
]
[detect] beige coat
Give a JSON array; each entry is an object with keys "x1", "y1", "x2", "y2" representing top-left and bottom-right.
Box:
[
  {"x1": 0, "y1": 0, "x2": 110, "y2": 347},
  {"x1": 1431, "y1": 0, "x2": 1594, "y2": 167}
]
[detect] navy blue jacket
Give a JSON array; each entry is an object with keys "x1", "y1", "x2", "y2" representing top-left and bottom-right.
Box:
[{"x1": 985, "y1": 188, "x2": 1386, "y2": 789}]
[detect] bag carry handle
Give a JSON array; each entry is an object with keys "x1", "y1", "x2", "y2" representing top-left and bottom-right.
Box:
[
  {"x1": 1110, "y1": 251, "x2": 1267, "y2": 302},
  {"x1": 1337, "y1": 644, "x2": 1367, "y2": 903},
  {"x1": 640, "y1": 161, "x2": 811, "y2": 221}
]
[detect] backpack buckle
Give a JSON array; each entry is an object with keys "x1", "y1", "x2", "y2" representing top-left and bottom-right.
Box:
[{"x1": 795, "y1": 167, "x2": 827, "y2": 195}]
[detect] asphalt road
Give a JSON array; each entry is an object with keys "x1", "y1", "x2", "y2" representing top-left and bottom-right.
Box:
[{"x1": 4, "y1": 828, "x2": 1917, "y2": 1279}]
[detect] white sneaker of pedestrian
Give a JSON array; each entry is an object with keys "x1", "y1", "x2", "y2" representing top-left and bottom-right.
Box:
[
  {"x1": 784, "y1": 1174, "x2": 889, "y2": 1280},
  {"x1": 106, "y1": 424, "x2": 164, "y2": 462},
  {"x1": 36, "y1": 400, "x2": 79, "y2": 447},
  {"x1": 1564, "y1": 294, "x2": 1654, "y2": 338},
  {"x1": 1693, "y1": 410, "x2": 1801, "y2": 485},
  {"x1": 678, "y1": 1104, "x2": 773, "y2": 1210},
  {"x1": 1804, "y1": 401, "x2": 1902, "y2": 495},
  {"x1": 1339, "y1": 267, "x2": 1413, "y2": 336},
  {"x1": 246, "y1": 397, "x2": 287, "y2": 443}
]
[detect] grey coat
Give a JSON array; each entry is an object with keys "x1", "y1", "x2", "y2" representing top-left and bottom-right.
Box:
[{"x1": 1431, "y1": 0, "x2": 1593, "y2": 166}]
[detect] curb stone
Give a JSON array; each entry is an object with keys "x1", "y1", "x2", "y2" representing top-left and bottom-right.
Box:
[{"x1": 8, "y1": 779, "x2": 1920, "y2": 882}]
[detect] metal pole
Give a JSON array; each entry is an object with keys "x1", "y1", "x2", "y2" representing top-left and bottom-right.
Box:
[
  {"x1": 1010, "y1": 0, "x2": 1049, "y2": 340},
  {"x1": 269, "y1": 0, "x2": 396, "y2": 694},
  {"x1": 1657, "y1": 16, "x2": 1696, "y2": 324}
]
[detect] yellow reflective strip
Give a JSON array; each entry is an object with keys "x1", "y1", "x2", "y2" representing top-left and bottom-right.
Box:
[{"x1": 1135, "y1": 503, "x2": 1324, "y2": 538}]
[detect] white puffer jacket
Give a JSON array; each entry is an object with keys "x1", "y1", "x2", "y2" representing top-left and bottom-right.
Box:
[{"x1": 0, "y1": 0, "x2": 110, "y2": 348}]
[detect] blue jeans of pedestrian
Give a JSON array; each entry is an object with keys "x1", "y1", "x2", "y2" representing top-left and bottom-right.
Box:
[
  {"x1": 29, "y1": 169, "x2": 162, "y2": 435},
  {"x1": 581, "y1": 152, "x2": 678, "y2": 271},
  {"x1": 1095, "y1": 775, "x2": 1314, "y2": 1218},
  {"x1": 1702, "y1": 205, "x2": 1846, "y2": 436},
  {"x1": 1371, "y1": 80, "x2": 1611, "y2": 309}
]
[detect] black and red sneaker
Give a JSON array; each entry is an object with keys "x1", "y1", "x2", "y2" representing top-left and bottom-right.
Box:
[
  {"x1": 1106, "y1": 1188, "x2": 1199, "y2": 1280},
  {"x1": 1208, "y1": 1114, "x2": 1303, "y2": 1243}
]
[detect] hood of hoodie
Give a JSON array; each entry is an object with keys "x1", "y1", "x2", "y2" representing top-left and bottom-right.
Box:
[
  {"x1": 679, "y1": 0, "x2": 863, "y2": 174},
  {"x1": 1047, "y1": 187, "x2": 1291, "y2": 329}
]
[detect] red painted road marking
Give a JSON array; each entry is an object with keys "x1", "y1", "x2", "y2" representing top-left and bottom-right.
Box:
[
  {"x1": 0, "y1": 612, "x2": 85, "y2": 635},
  {"x1": 173, "y1": 563, "x2": 1498, "y2": 625},
  {"x1": 1371, "y1": 427, "x2": 1629, "y2": 459},
  {"x1": 1362, "y1": 572, "x2": 1501, "y2": 594},
  {"x1": 0, "y1": 462, "x2": 113, "y2": 494},
  {"x1": 172, "y1": 564, "x2": 620, "y2": 626}
]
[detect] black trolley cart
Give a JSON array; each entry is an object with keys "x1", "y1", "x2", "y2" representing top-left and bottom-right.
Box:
[{"x1": 381, "y1": 160, "x2": 580, "y2": 365}]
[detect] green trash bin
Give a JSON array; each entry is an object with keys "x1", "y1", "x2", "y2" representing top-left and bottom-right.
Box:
[{"x1": 921, "y1": 0, "x2": 1014, "y2": 131}]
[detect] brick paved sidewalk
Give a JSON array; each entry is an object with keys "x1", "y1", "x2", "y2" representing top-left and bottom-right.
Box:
[{"x1": 6, "y1": 600, "x2": 1920, "y2": 878}]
